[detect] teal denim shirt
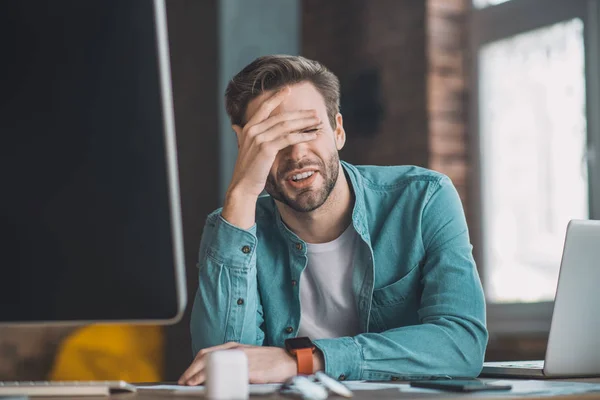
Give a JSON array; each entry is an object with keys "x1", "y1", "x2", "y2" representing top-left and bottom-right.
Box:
[{"x1": 190, "y1": 161, "x2": 488, "y2": 381}]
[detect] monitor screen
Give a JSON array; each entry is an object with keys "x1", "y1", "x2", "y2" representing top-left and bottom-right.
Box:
[{"x1": 0, "y1": 0, "x2": 186, "y2": 323}]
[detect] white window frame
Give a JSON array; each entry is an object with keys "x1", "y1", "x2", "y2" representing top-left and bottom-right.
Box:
[{"x1": 469, "y1": 0, "x2": 600, "y2": 335}]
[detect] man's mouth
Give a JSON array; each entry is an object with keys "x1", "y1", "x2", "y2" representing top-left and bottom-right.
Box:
[
  {"x1": 291, "y1": 171, "x2": 315, "y2": 182},
  {"x1": 285, "y1": 169, "x2": 319, "y2": 189}
]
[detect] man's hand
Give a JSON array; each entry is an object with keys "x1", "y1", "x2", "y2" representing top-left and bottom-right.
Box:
[
  {"x1": 222, "y1": 87, "x2": 322, "y2": 229},
  {"x1": 178, "y1": 342, "x2": 298, "y2": 385}
]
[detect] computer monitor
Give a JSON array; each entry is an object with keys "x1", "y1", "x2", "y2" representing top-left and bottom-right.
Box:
[{"x1": 0, "y1": 0, "x2": 186, "y2": 324}]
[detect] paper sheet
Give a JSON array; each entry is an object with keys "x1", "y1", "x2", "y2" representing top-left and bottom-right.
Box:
[
  {"x1": 137, "y1": 379, "x2": 600, "y2": 397},
  {"x1": 137, "y1": 383, "x2": 281, "y2": 395},
  {"x1": 137, "y1": 382, "x2": 406, "y2": 395}
]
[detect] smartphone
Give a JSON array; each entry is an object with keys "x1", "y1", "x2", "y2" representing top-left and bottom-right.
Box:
[{"x1": 410, "y1": 380, "x2": 512, "y2": 392}]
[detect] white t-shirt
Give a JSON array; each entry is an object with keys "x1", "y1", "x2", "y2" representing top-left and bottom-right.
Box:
[{"x1": 297, "y1": 224, "x2": 361, "y2": 339}]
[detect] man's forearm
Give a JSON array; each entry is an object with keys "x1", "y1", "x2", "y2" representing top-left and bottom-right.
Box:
[
  {"x1": 222, "y1": 188, "x2": 257, "y2": 230},
  {"x1": 314, "y1": 316, "x2": 487, "y2": 381},
  {"x1": 313, "y1": 349, "x2": 324, "y2": 373},
  {"x1": 190, "y1": 212, "x2": 265, "y2": 354}
]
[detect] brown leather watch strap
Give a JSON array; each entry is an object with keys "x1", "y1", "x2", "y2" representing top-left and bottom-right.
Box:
[{"x1": 295, "y1": 347, "x2": 314, "y2": 375}]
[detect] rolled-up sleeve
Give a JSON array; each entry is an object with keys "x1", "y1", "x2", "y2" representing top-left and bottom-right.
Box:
[
  {"x1": 190, "y1": 211, "x2": 265, "y2": 355},
  {"x1": 314, "y1": 176, "x2": 488, "y2": 380}
]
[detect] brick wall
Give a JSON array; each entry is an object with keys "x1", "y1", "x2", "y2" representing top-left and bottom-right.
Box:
[
  {"x1": 302, "y1": 0, "x2": 470, "y2": 209},
  {"x1": 427, "y1": 0, "x2": 469, "y2": 207}
]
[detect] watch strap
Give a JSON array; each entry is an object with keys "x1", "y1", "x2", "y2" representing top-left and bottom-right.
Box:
[{"x1": 295, "y1": 347, "x2": 314, "y2": 375}]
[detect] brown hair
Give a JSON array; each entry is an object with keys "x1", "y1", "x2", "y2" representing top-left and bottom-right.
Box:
[{"x1": 225, "y1": 55, "x2": 340, "y2": 128}]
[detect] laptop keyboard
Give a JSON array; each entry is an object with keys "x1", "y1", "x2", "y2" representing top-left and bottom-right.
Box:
[{"x1": 0, "y1": 380, "x2": 136, "y2": 396}]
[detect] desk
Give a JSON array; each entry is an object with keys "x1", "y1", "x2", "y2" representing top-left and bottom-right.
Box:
[{"x1": 38, "y1": 378, "x2": 600, "y2": 400}]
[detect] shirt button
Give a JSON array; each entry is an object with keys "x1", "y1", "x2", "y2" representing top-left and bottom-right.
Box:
[
  {"x1": 338, "y1": 374, "x2": 346, "y2": 381},
  {"x1": 295, "y1": 243, "x2": 303, "y2": 251},
  {"x1": 237, "y1": 298, "x2": 244, "y2": 305},
  {"x1": 241, "y1": 245, "x2": 251, "y2": 254},
  {"x1": 291, "y1": 280, "x2": 297, "y2": 286},
  {"x1": 285, "y1": 326, "x2": 294, "y2": 334}
]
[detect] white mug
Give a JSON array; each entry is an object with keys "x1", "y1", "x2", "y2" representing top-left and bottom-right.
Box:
[{"x1": 205, "y1": 349, "x2": 249, "y2": 400}]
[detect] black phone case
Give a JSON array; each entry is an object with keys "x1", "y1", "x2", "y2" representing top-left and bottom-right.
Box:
[{"x1": 410, "y1": 380, "x2": 513, "y2": 392}]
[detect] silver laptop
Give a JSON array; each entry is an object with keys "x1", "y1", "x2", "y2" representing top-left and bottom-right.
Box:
[{"x1": 481, "y1": 219, "x2": 600, "y2": 379}]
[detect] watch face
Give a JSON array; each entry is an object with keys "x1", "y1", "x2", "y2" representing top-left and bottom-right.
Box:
[{"x1": 286, "y1": 336, "x2": 313, "y2": 350}]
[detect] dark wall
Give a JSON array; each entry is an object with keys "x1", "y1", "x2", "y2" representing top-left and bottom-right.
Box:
[
  {"x1": 302, "y1": 0, "x2": 429, "y2": 167},
  {"x1": 164, "y1": 0, "x2": 220, "y2": 380}
]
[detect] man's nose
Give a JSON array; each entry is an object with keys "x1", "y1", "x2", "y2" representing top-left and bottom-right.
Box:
[{"x1": 282, "y1": 141, "x2": 310, "y2": 160}]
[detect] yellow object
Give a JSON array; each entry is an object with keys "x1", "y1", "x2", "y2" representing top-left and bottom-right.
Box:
[{"x1": 49, "y1": 325, "x2": 163, "y2": 382}]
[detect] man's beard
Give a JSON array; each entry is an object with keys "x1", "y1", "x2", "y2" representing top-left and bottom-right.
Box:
[{"x1": 265, "y1": 152, "x2": 340, "y2": 213}]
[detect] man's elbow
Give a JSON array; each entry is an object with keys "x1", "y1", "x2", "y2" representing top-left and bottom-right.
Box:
[
  {"x1": 457, "y1": 355, "x2": 485, "y2": 378},
  {"x1": 455, "y1": 325, "x2": 488, "y2": 377}
]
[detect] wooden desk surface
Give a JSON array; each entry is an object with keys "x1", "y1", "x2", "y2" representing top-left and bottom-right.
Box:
[{"x1": 34, "y1": 378, "x2": 600, "y2": 400}]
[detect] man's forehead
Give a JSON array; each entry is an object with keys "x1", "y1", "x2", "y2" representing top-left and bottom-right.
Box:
[{"x1": 244, "y1": 82, "x2": 326, "y2": 122}]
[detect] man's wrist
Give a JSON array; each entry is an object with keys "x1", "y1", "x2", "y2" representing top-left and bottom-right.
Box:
[
  {"x1": 222, "y1": 187, "x2": 257, "y2": 230},
  {"x1": 286, "y1": 349, "x2": 324, "y2": 375},
  {"x1": 313, "y1": 349, "x2": 324, "y2": 373},
  {"x1": 284, "y1": 350, "x2": 299, "y2": 378}
]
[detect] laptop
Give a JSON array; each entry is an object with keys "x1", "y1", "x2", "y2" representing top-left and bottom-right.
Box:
[{"x1": 481, "y1": 219, "x2": 600, "y2": 379}]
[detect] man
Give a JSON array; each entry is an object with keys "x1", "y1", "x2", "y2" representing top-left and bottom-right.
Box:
[{"x1": 179, "y1": 55, "x2": 487, "y2": 385}]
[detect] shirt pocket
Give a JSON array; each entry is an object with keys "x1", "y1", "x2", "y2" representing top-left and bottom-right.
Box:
[{"x1": 370, "y1": 264, "x2": 421, "y2": 330}]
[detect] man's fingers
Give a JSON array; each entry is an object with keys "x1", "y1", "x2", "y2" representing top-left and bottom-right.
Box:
[
  {"x1": 257, "y1": 119, "x2": 321, "y2": 144},
  {"x1": 178, "y1": 356, "x2": 208, "y2": 385},
  {"x1": 269, "y1": 131, "x2": 319, "y2": 152},
  {"x1": 178, "y1": 358, "x2": 205, "y2": 385},
  {"x1": 183, "y1": 371, "x2": 206, "y2": 386},
  {"x1": 252, "y1": 110, "x2": 318, "y2": 134},
  {"x1": 245, "y1": 87, "x2": 290, "y2": 127},
  {"x1": 178, "y1": 342, "x2": 240, "y2": 384}
]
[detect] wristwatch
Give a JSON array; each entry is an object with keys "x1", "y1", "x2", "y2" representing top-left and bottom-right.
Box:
[{"x1": 285, "y1": 336, "x2": 316, "y2": 375}]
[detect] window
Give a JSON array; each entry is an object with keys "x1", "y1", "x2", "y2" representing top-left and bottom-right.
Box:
[
  {"x1": 479, "y1": 19, "x2": 588, "y2": 303},
  {"x1": 471, "y1": 0, "x2": 600, "y2": 332}
]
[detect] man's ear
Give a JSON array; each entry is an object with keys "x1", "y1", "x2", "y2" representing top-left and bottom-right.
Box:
[
  {"x1": 232, "y1": 125, "x2": 242, "y2": 149},
  {"x1": 334, "y1": 113, "x2": 346, "y2": 151}
]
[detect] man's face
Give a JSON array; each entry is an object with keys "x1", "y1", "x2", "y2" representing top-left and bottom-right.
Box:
[{"x1": 244, "y1": 82, "x2": 345, "y2": 212}]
